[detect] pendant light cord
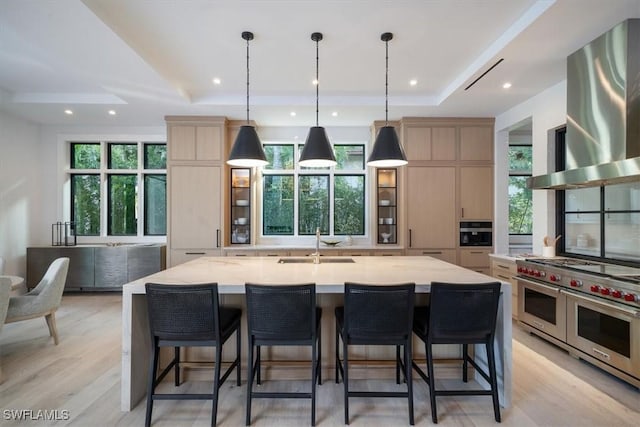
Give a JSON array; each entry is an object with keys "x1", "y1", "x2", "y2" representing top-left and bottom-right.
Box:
[
  {"x1": 315, "y1": 36, "x2": 319, "y2": 127},
  {"x1": 246, "y1": 36, "x2": 250, "y2": 124},
  {"x1": 384, "y1": 37, "x2": 389, "y2": 126}
]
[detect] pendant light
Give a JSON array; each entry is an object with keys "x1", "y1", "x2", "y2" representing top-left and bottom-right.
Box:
[
  {"x1": 299, "y1": 32, "x2": 337, "y2": 167},
  {"x1": 367, "y1": 32, "x2": 408, "y2": 167},
  {"x1": 227, "y1": 31, "x2": 268, "y2": 167}
]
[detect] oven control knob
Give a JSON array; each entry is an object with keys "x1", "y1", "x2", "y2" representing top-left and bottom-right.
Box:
[
  {"x1": 517, "y1": 266, "x2": 523, "y2": 273},
  {"x1": 534, "y1": 270, "x2": 542, "y2": 277},
  {"x1": 550, "y1": 274, "x2": 560, "y2": 282},
  {"x1": 611, "y1": 290, "x2": 623, "y2": 298},
  {"x1": 590, "y1": 285, "x2": 600, "y2": 293},
  {"x1": 600, "y1": 288, "x2": 611, "y2": 296},
  {"x1": 624, "y1": 293, "x2": 637, "y2": 302},
  {"x1": 570, "y1": 279, "x2": 582, "y2": 287}
]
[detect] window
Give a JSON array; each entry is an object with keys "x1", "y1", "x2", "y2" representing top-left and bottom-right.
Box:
[
  {"x1": 261, "y1": 143, "x2": 366, "y2": 237},
  {"x1": 508, "y1": 144, "x2": 532, "y2": 234},
  {"x1": 69, "y1": 141, "x2": 166, "y2": 237}
]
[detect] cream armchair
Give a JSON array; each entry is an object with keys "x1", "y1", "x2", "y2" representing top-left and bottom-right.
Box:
[
  {"x1": 1, "y1": 276, "x2": 11, "y2": 383},
  {"x1": 4, "y1": 257, "x2": 69, "y2": 345}
]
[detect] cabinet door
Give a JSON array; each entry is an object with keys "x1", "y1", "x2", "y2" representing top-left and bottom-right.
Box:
[
  {"x1": 404, "y1": 126, "x2": 455, "y2": 161},
  {"x1": 196, "y1": 126, "x2": 222, "y2": 161},
  {"x1": 170, "y1": 165, "x2": 221, "y2": 249},
  {"x1": 459, "y1": 126, "x2": 493, "y2": 161},
  {"x1": 407, "y1": 167, "x2": 456, "y2": 248},
  {"x1": 168, "y1": 125, "x2": 196, "y2": 161},
  {"x1": 459, "y1": 166, "x2": 493, "y2": 220}
]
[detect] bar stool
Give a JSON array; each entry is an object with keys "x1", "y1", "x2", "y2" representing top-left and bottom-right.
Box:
[
  {"x1": 335, "y1": 282, "x2": 416, "y2": 425},
  {"x1": 245, "y1": 283, "x2": 322, "y2": 426},
  {"x1": 412, "y1": 281, "x2": 502, "y2": 423},
  {"x1": 144, "y1": 283, "x2": 241, "y2": 427}
]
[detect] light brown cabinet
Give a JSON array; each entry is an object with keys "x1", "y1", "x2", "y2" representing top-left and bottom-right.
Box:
[
  {"x1": 407, "y1": 166, "x2": 457, "y2": 249},
  {"x1": 166, "y1": 116, "x2": 226, "y2": 266},
  {"x1": 403, "y1": 126, "x2": 456, "y2": 161},
  {"x1": 402, "y1": 117, "x2": 494, "y2": 271},
  {"x1": 459, "y1": 166, "x2": 493, "y2": 220},
  {"x1": 490, "y1": 257, "x2": 518, "y2": 319}
]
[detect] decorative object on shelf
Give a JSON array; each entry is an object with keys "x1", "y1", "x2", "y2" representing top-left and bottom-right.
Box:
[
  {"x1": 299, "y1": 32, "x2": 337, "y2": 167},
  {"x1": 367, "y1": 32, "x2": 407, "y2": 167},
  {"x1": 379, "y1": 199, "x2": 391, "y2": 206},
  {"x1": 321, "y1": 239, "x2": 341, "y2": 247},
  {"x1": 381, "y1": 232, "x2": 392, "y2": 243},
  {"x1": 51, "y1": 222, "x2": 76, "y2": 246},
  {"x1": 227, "y1": 31, "x2": 268, "y2": 167},
  {"x1": 236, "y1": 199, "x2": 249, "y2": 206}
]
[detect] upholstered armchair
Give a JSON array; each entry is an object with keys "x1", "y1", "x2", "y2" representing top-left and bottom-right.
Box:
[
  {"x1": 4, "y1": 257, "x2": 69, "y2": 345},
  {"x1": 1, "y1": 276, "x2": 11, "y2": 383}
]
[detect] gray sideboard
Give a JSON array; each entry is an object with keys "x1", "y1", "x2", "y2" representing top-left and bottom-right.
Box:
[{"x1": 26, "y1": 245, "x2": 166, "y2": 291}]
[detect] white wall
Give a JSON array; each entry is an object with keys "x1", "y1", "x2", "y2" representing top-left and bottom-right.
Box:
[
  {"x1": 0, "y1": 111, "x2": 41, "y2": 276},
  {"x1": 494, "y1": 81, "x2": 567, "y2": 255}
]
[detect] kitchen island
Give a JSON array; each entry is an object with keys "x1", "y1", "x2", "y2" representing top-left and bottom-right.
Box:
[{"x1": 121, "y1": 256, "x2": 512, "y2": 411}]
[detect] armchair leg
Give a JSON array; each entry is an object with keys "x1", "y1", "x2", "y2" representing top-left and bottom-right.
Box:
[{"x1": 44, "y1": 311, "x2": 59, "y2": 345}]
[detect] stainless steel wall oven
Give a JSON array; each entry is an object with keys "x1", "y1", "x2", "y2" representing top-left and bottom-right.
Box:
[{"x1": 516, "y1": 257, "x2": 640, "y2": 388}]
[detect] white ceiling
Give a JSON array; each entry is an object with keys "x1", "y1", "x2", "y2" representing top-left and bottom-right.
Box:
[{"x1": 1, "y1": 0, "x2": 639, "y2": 128}]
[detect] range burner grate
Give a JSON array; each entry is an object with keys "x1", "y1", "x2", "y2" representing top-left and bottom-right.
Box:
[{"x1": 527, "y1": 257, "x2": 600, "y2": 267}]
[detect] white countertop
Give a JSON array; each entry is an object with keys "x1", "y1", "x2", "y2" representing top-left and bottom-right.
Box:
[{"x1": 124, "y1": 255, "x2": 506, "y2": 295}]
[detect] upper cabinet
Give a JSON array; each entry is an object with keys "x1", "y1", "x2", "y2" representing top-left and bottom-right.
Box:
[
  {"x1": 403, "y1": 126, "x2": 456, "y2": 161},
  {"x1": 459, "y1": 126, "x2": 493, "y2": 161},
  {"x1": 459, "y1": 166, "x2": 494, "y2": 221},
  {"x1": 167, "y1": 116, "x2": 225, "y2": 162}
]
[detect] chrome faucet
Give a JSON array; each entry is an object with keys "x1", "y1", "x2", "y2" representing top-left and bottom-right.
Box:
[{"x1": 313, "y1": 227, "x2": 321, "y2": 264}]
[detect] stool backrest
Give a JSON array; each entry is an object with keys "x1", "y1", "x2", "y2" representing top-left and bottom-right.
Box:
[
  {"x1": 344, "y1": 282, "x2": 415, "y2": 341},
  {"x1": 245, "y1": 283, "x2": 316, "y2": 341},
  {"x1": 145, "y1": 283, "x2": 221, "y2": 342},
  {"x1": 428, "y1": 282, "x2": 501, "y2": 343}
]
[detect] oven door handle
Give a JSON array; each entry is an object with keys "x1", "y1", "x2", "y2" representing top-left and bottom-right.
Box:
[
  {"x1": 517, "y1": 276, "x2": 562, "y2": 293},
  {"x1": 563, "y1": 289, "x2": 640, "y2": 318}
]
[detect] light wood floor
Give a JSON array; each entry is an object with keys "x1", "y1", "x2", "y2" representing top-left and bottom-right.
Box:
[{"x1": 1, "y1": 294, "x2": 638, "y2": 426}]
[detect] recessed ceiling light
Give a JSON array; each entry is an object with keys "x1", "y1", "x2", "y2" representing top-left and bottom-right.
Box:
[
  {"x1": 409, "y1": 79, "x2": 418, "y2": 86},
  {"x1": 64, "y1": 109, "x2": 73, "y2": 115},
  {"x1": 503, "y1": 82, "x2": 512, "y2": 89},
  {"x1": 312, "y1": 79, "x2": 319, "y2": 85},
  {"x1": 212, "y1": 77, "x2": 221, "y2": 85},
  {"x1": 108, "y1": 110, "x2": 116, "y2": 116},
  {"x1": 332, "y1": 111, "x2": 338, "y2": 117},
  {"x1": 290, "y1": 111, "x2": 296, "y2": 117}
]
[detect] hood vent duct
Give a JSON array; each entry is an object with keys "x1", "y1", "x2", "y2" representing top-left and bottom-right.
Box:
[{"x1": 529, "y1": 19, "x2": 640, "y2": 189}]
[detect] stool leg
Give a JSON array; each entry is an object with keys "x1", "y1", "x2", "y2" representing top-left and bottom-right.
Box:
[
  {"x1": 246, "y1": 340, "x2": 255, "y2": 425},
  {"x1": 405, "y1": 341, "x2": 414, "y2": 425},
  {"x1": 174, "y1": 346, "x2": 180, "y2": 386},
  {"x1": 236, "y1": 326, "x2": 241, "y2": 386},
  {"x1": 145, "y1": 344, "x2": 160, "y2": 427},
  {"x1": 426, "y1": 341, "x2": 438, "y2": 424},
  {"x1": 487, "y1": 341, "x2": 501, "y2": 422},
  {"x1": 256, "y1": 345, "x2": 262, "y2": 385},
  {"x1": 212, "y1": 345, "x2": 222, "y2": 426},
  {"x1": 335, "y1": 322, "x2": 340, "y2": 383},
  {"x1": 396, "y1": 345, "x2": 401, "y2": 384},
  {"x1": 462, "y1": 343, "x2": 469, "y2": 382},
  {"x1": 317, "y1": 323, "x2": 322, "y2": 385},
  {"x1": 343, "y1": 339, "x2": 350, "y2": 424},
  {"x1": 311, "y1": 339, "x2": 317, "y2": 426}
]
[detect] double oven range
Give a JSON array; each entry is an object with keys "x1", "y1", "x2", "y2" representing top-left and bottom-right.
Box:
[{"x1": 516, "y1": 257, "x2": 640, "y2": 388}]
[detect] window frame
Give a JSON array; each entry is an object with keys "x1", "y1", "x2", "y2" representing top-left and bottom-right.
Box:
[
  {"x1": 508, "y1": 143, "x2": 533, "y2": 237},
  {"x1": 260, "y1": 141, "x2": 368, "y2": 242},
  {"x1": 63, "y1": 137, "x2": 166, "y2": 244}
]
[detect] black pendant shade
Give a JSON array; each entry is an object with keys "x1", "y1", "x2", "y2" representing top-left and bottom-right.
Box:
[
  {"x1": 367, "y1": 126, "x2": 407, "y2": 167},
  {"x1": 227, "y1": 125, "x2": 268, "y2": 167},
  {"x1": 227, "y1": 31, "x2": 268, "y2": 167},
  {"x1": 299, "y1": 32, "x2": 337, "y2": 168},
  {"x1": 299, "y1": 126, "x2": 337, "y2": 167},
  {"x1": 366, "y1": 32, "x2": 407, "y2": 167}
]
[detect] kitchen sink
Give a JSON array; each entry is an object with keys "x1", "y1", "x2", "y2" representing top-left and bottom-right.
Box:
[{"x1": 278, "y1": 257, "x2": 355, "y2": 264}]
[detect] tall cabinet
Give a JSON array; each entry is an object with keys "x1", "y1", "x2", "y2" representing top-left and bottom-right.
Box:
[
  {"x1": 403, "y1": 118, "x2": 494, "y2": 272},
  {"x1": 166, "y1": 116, "x2": 227, "y2": 267}
]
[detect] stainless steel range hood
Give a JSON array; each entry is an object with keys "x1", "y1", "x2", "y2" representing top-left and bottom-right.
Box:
[{"x1": 528, "y1": 19, "x2": 640, "y2": 189}]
